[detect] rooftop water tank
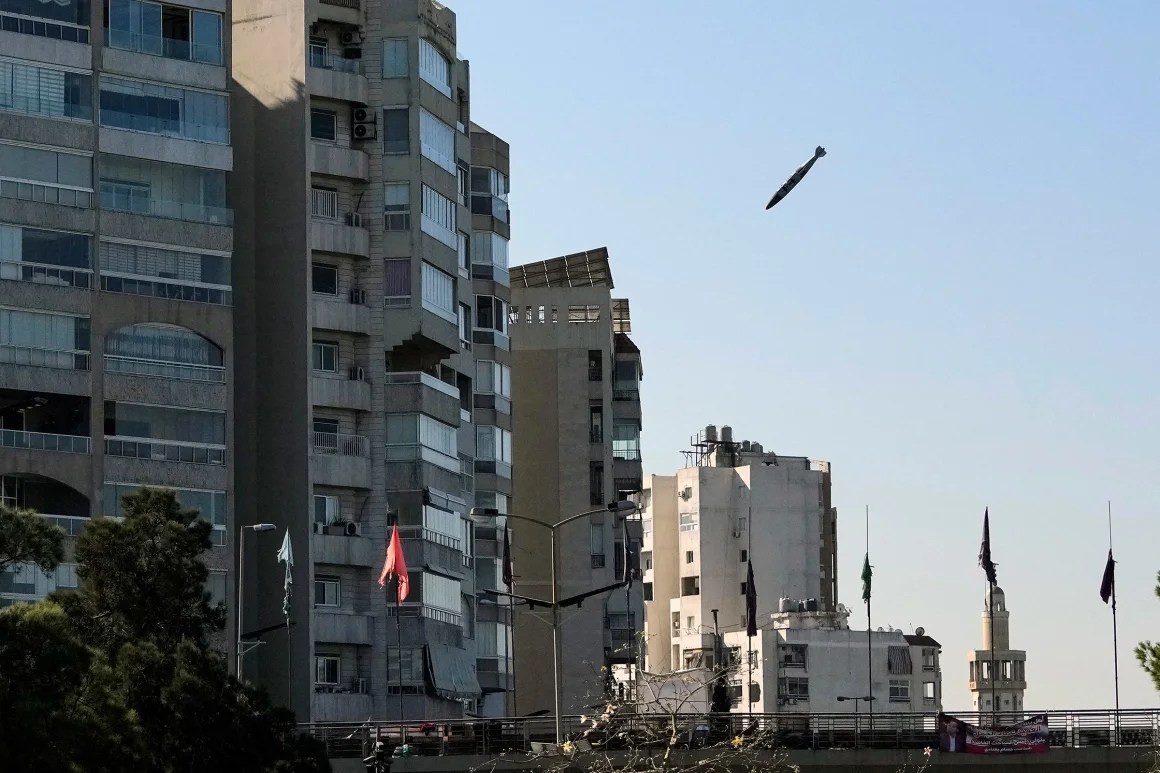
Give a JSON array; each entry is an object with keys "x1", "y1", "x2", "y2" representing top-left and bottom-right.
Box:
[{"x1": 704, "y1": 425, "x2": 718, "y2": 442}]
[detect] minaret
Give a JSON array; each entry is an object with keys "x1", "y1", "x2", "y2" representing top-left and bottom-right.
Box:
[{"x1": 967, "y1": 586, "x2": 1028, "y2": 718}]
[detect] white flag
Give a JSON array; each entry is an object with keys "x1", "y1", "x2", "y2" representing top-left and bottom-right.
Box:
[{"x1": 276, "y1": 530, "x2": 294, "y2": 618}]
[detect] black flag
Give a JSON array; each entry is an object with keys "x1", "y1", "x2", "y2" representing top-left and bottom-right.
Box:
[
  {"x1": 501, "y1": 525, "x2": 513, "y2": 587},
  {"x1": 1100, "y1": 549, "x2": 1115, "y2": 605},
  {"x1": 978, "y1": 508, "x2": 997, "y2": 585},
  {"x1": 745, "y1": 559, "x2": 757, "y2": 638},
  {"x1": 765, "y1": 146, "x2": 827, "y2": 210}
]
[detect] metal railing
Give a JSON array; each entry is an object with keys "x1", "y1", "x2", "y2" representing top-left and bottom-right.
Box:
[
  {"x1": 301, "y1": 709, "x2": 1160, "y2": 758},
  {"x1": 105, "y1": 355, "x2": 225, "y2": 383},
  {"x1": 308, "y1": 51, "x2": 361, "y2": 74},
  {"x1": 100, "y1": 273, "x2": 232, "y2": 305},
  {"x1": 613, "y1": 388, "x2": 640, "y2": 401},
  {"x1": 397, "y1": 524, "x2": 461, "y2": 552},
  {"x1": 311, "y1": 188, "x2": 338, "y2": 219},
  {"x1": 0, "y1": 429, "x2": 90, "y2": 454},
  {"x1": 106, "y1": 31, "x2": 223, "y2": 65},
  {"x1": 99, "y1": 187, "x2": 233, "y2": 226},
  {"x1": 0, "y1": 343, "x2": 89, "y2": 370},
  {"x1": 0, "y1": 259, "x2": 92, "y2": 288},
  {"x1": 320, "y1": 0, "x2": 359, "y2": 7},
  {"x1": 104, "y1": 437, "x2": 225, "y2": 465},
  {"x1": 0, "y1": 178, "x2": 91, "y2": 208},
  {"x1": 313, "y1": 431, "x2": 368, "y2": 457}
]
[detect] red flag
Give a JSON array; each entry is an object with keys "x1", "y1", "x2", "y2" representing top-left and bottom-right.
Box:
[{"x1": 379, "y1": 525, "x2": 410, "y2": 602}]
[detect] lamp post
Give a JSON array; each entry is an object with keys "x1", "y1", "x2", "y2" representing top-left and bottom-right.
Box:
[
  {"x1": 837, "y1": 695, "x2": 875, "y2": 747},
  {"x1": 236, "y1": 523, "x2": 276, "y2": 680},
  {"x1": 471, "y1": 500, "x2": 638, "y2": 745}
]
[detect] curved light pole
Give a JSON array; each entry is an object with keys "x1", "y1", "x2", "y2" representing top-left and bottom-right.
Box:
[
  {"x1": 236, "y1": 522, "x2": 276, "y2": 681},
  {"x1": 471, "y1": 500, "x2": 637, "y2": 745}
]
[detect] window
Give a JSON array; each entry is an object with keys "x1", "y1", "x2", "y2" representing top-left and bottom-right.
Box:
[
  {"x1": 104, "y1": 323, "x2": 223, "y2": 381},
  {"x1": 312, "y1": 340, "x2": 338, "y2": 372},
  {"x1": 99, "y1": 154, "x2": 228, "y2": 224},
  {"x1": 383, "y1": 258, "x2": 410, "y2": 305},
  {"x1": 0, "y1": 307, "x2": 90, "y2": 369},
  {"x1": 421, "y1": 184, "x2": 456, "y2": 248},
  {"x1": 642, "y1": 582, "x2": 653, "y2": 601},
  {"x1": 889, "y1": 679, "x2": 910, "y2": 702},
  {"x1": 470, "y1": 165, "x2": 509, "y2": 222},
  {"x1": 474, "y1": 361, "x2": 511, "y2": 397},
  {"x1": 100, "y1": 240, "x2": 230, "y2": 304},
  {"x1": 419, "y1": 108, "x2": 455, "y2": 174},
  {"x1": 2, "y1": 0, "x2": 89, "y2": 27},
  {"x1": 383, "y1": 107, "x2": 408, "y2": 154},
  {"x1": 0, "y1": 60, "x2": 92, "y2": 121},
  {"x1": 103, "y1": 403, "x2": 225, "y2": 464},
  {"x1": 313, "y1": 494, "x2": 338, "y2": 526},
  {"x1": 205, "y1": 570, "x2": 225, "y2": 604},
  {"x1": 418, "y1": 39, "x2": 451, "y2": 97},
  {"x1": 612, "y1": 421, "x2": 641, "y2": 460},
  {"x1": 474, "y1": 295, "x2": 507, "y2": 335},
  {"x1": 457, "y1": 165, "x2": 468, "y2": 205},
  {"x1": 422, "y1": 572, "x2": 461, "y2": 614},
  {"x1": 779, "y1": 677, "x2": 809, "y2": 700},
  {"x1": 104, "y1": 483, "x2": 226, "y2": 544},
  {"x1": 310, "y1": 108, "x2": 337, "y2": 142},
  {"x1": 685, "y1": 551, "x2": 694, "y2": 564},
  {"x1": 681, "y1": 576, "x2": 700, "y2": 597},
  {"x1": 457, "y1": 231, "x2": 469, "y2": 274},
  {"x1": 388, "y1": 646, "x2": 425, "y2": 685},
  {"x1": 315, "y1": 654, "x2": 340, "y2": 685},
  {"x1": 475, "y1": 425, "x2": 512, "y2": 467},
  {"x1": 382, "y1": 38, "x2": 408, "y2": 78},
  {"x1": 589, "y1": 523, "x2": 604, "y2": 568},
  {"x1": 313, "y1": 417, "x2": 338, "y2": 436},
  {"x1": 922, "y1": 647, "x2": 937, "y2": 671},
  {"x1": 0, "y1": 141, "x2": 92, "y2": 208},
  {"x1": 589, "y1": 462, "x2": 604, "y2": 507},
  {"x1": 99, "y1": 77, "x2": 229, "y2": 143},
  {"x1": 589, "y1": 404, "x2": 603, "y2": 442},
  {"x1": 588, "y1": 350, "x2": 602, "y2": 381},
  {"x1": 315, "y1": 575, "x2": 340, "y2": 607},
  {"x1": 740, "y1": 549, "x2": 748, "y2": 563},
  {"x1": 679, "y1": 513, "x2": 697, "y2": 532},
  {"x1": 923, "y1": 681, "x2": 936, "y2": 701},
  {"x1": 386, "y1": 413, "x2": 458, "y2": 467},
  {"x1": 782, "y1": 643, "x2": 807, "y2": 668},
  {"x1": 384, "y1": 182, "x2": 410, "y2": 231},
  {"x1": 311, "y1": 263, "x2": 338, "y2": 295},
  {"x1": 420, "y1": 261, "x2": 455, "y2": 321},
  {"x1": 740, "y1": 583, "x2": 748, "y2": 596},
  {"x1": 105, "y1": 0, "x2": 224, "y2": 65},
  {"x1": 458, "y1": 303, "x2": 471, "y2": 346}
]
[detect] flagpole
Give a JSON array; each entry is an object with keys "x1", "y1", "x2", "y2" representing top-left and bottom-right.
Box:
[
  {"x1": 1109, "y1": 501, "x2": 1120, "y2": 742},
  {"x1": 395, "y1": 575, "x2": 404, "y2": 720},
  {"x1": 865, "y1": 506, "x2": 873, "y2": 733},
  {"x1": 988, "y1": 577, "x2": 996, "y2": 726}
]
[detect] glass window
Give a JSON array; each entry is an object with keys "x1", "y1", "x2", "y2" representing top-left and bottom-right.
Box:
[
  {"x1": 612, "y1": 421, "x2": 641, "y2": 460},
  {"x1": 383, "y1": 182, "x2": 409, "y2": 231},
  {"x1": 418, "y1": 39, "x2": 451, "y2": 97},
  {"x1": 420, "y1": 184, "x2": 456, "y2": 248},
  {"x1": 0, "y1": 306, "x2": 89, "y2": 361},
  {"x1": 419, "y1": 108, "x2": 455, "y2": 174},
  {"x1": 312, "y1": 340, "x2": 338, "y2": 372},
  {"x1": 420, "y1": 261, "x2": 455, "y2": 320},
  {"x1": 0, "y1": 60, "x2": 92, "y2": 121},
  {"x1": 104, "y1": 402, "x2": 225, "y2": 445},
  {"x1": 474, "y1": 360, "x2": 511, "y2": 397},
  {"x1": 99, "y1": 154, "x2": 228, "y2": 225},
  {"x1": 315, "y1": 655, "x2": 339, "y2": 684},
  {"x1": 0, "y1": 142, "x2": 92, "y2": 189},
  {"x1": 382, "y1": 38, "x2": 408, "y2": 78},
  {"x1": 471, "y1": 231, "x2": 508, "y2": 269},
  {"x1": 310, "y1": 108, "x2": 337, "y2": 142},
  {"x1": 99, "y1": 77, "x2": 229, "y2": 143},
  {"x1": 457, "y1": 231, "x2": 469, "y2": 272},
  {"x1": 105, "y1": 323, "x2": 222, "y2": 366},
  {"x1": 311, "y1": 263, "x2": 338, "y2": 295},
  {"x1": 1, "y1": 0, "x2": 90, "y2": 25},
  {"x1": 474, "y1": 296, "x2": 507, "y2": 334},
  {"x1": 105, "y1": 1, "x2": 223, "y2": 66},
  {"x1": 191, "y1": 10, "x2": 223, "y2": 65},
  {"x1": 475, "y1": 425, "x2": 511, "y2": 464},
  {"x1": 383, "y1": 258, "x2": 410, "y2": 303},
  {"x1": 387, "y1": 646, "x2": 424, "y2": 684},
  {"x1": 99, "y1": 240, "x2": 230, "y2": 303},
  {"x1": 314, "y1": 575, "x2": 340, "y2": 607},
  {"x1": 422, "y1": 572, "x2": 461, "y2": 613},
  {"x1": 889, "y1": 679, "x2": 910, "y2": 702},
  {"x1": 383, "y1": 107, "x2": 408, "y2": 154},
  {"x1": 104, "y1": 483, "x2": 226, "y2": 542},
  {"x1": 0, "y1": 224, "x2": 90, "y2": 268},
  {"x1": 313, "y1": 494, "x2": 338, "y2": 525}
]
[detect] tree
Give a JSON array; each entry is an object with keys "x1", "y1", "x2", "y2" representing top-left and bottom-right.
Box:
[
  {"x1": 1135, "y1": 571, "x2": 1160, "y2": 693},
  {"x1": 0, "y1": 503, "x2": 65, "y2": 573}
]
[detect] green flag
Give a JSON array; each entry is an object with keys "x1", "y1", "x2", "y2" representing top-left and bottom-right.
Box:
[{"x1": 861, "y1": 552, "x2": 872, "y2": 603}]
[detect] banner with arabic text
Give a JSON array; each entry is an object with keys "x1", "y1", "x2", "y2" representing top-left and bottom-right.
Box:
[{"x1": 938, "y1": 712, "x2": 1049, "y2": 754}]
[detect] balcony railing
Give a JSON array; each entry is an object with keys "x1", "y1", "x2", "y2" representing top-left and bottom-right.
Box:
[
  {"x1": 385, "y1": 603, "x2": 461, "y2": 627},
  {"x1": 99, "y1": 186, "x2": 232, "y2": 226},
  {"x1": 308, "y1": 51, "x2": 361, "y2": 74},
  {"x1": 0, "y1": 12, "x2": 89, "y2": 43},
  {"x1": 0, "y1": 344, "x2": 89, "y2": 370},
  {"x1": 614, "y1": 448, "x2": 642, "y2": 461},
  {"x1": 106, "y1": 31, "x2": 223, "y2": 65},
  {"x1": 384, "y1": 371, "x2": 460, "y2": 400},
  {"x1": 313, "y1": 431, "x2": 368, "y2": 457},
  {"x1": 0, "y1": 259, "x2": 92, "y2": 288},
  {"x1": 320, "y1": 0, "x2": 359, "y2": 7},
  {"x1": 105, "y1": 437, "x2": 225, "y2": 465},
  {"x1": 0, "y1": 178, "x2": 91, "y2": 208},
  {"x1": 613, "y1": 388, "x2": 640, "y2": 401},
  {"x1": 0, "y1": 429, "x2": 90, "y2": 454},
  {"x1": 311, "y1": 188, "x2": 338, "y2": 219},
  {"x1": 100, "y1": 273, "x2": 231, "y2": 305},
  {"x1": 104, "y1": 355, "x2": 225, "y2": 383},
  {"x1": 385, "y1": 444, "x2": 459, "y2": 473},
  {"x1": 397, "y1": 524, "x2": 461, "y2": 552}
]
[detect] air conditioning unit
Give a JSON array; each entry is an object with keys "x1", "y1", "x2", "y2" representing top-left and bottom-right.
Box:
[
  {"x1": 344, "y1": 211, "x2": 363, "y2": 227},
  {"x1": 343, "y1": 520, "x2": 360, "y2": 537},
  {"x1": 348, "y1": 366, "x2": 365, "y2": 381},
  {"x1": 678, "y1": 487, "x2": 692, "y2": 500},
  {"x1": 351, "y1": 107, "x2": 376, "y2": 140},
  {"x1": 340, "y1": 29, "x2": 362, "y2": 46},
  {"x1": 349, "y1": 288, "x2": 367, "y2": 305}
]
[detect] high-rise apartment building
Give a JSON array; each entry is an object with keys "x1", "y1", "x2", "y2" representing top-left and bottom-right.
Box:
[
  {"x1": 640, "y1": 426, "x2": 837, "y2": 674},
  {"x1": 232, "y1": 0, "x2": 511, "y2": 722},
  {"x1": 509, "y1": 249, "x2": 644, "y2": 716},
  {"x1": 0, "y1": 0, "x2": 236, "y2": 635}
]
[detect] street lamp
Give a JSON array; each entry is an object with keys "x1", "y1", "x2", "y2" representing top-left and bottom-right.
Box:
[
  {"x1": 470, "y1": 500, "x2": 637, "y2": 745},
  {"x1": 837, "y1": 695, "x2": 875, "y2": 746},
  {"x1": 236, "y1": 523, "x2": 277, "y2": 681}
]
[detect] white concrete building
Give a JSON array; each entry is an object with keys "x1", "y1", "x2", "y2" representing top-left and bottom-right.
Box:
[
  {"x1": 968, "y1": 586, "x2": 1027, "y2": 716},
  {"x1": 640, "y1": 425, "x2": 836, "y2": 675},
  {"x1": 722, "y1": 607, "x2": 943, "y2": 716}
]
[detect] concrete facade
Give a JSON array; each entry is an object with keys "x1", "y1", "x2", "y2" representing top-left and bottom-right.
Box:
[
  {"x1": 968, "y1": 585, "x2": 1028, "y2": 717},
  {"x1": 232, "y1": 0, "x2": 514, "y2": 721},
  {"x1": 0, "y1": 0, "x2": 237, "y2": 650},
  {"x1": 509, "y1": 249, "x2": 644, "y2": 717}
]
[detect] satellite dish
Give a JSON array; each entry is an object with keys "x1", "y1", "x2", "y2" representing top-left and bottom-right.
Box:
[{"x1": 915, "y1": 626, "x2": 925, "y2": 636}]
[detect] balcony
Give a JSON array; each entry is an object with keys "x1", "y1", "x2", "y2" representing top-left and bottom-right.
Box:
[
  {"x1": 100, "y1": 273, "x2": 231, "y2": 305},
  {"x1": 311, "y1": 375, "x2": 370, "y2": 412},
  {"x1": 313, "y1": 532, "x2": 377, "y2": 567},
  {"x1": 0, "y1": 390, "x2": 91, "y2": 459},
  {"x1": 312, "y1": 294, "x2": 371, "y2": 335},
  {"x1": 105, "y1": 355, "x2": 225, "y2": 383},
  {"x1": 311, "y1": 431, "x2": 370, "y2": 489},
  {"x1": 310, "y1": 143, "x2": 369, "y2": 181},
  {"x1": 313, "y1": 611, "x2": 372, "y2": 645},
  {"x1": 312, "y1": 431, "x2": 367, "y2": 456},
  {"x1": 1, "y1": 429, "x2": 89, "y2": 454},
  {"x1": 310, "y1": 216, "x2": 369, "y2": 258},
  {"x1": 99, "y1": 185, "x2": 232, "y2": 226},
  {"x1": 0, "y1": 259, "x2": 91, "y2": 289},
  {"x1": 310, "y1": 690, "x2": 372, "y2": 723},
  {"x1": 383, "y1": 372, "x2": 461, "y2": 426},
  {"x1": 0, "y1": 343, "x2": 89, "y2": 372},
  {"x1": 306, "y1": 53, "x2": 367, "y2": 104},
  {"x1": 105, "y1": 437, "x2": 224, "y2": 465}
]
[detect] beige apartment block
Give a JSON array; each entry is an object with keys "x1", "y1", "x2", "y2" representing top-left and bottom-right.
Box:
[
  {"x1": 0, "y1": 0, "x2": 236, "y2": 650},
  {"x1": 509, "y1": 249, "x2": 644, "y2": 716},
  {"x1": 232, "y1": 0, "x2": 513, "y2": 721}
]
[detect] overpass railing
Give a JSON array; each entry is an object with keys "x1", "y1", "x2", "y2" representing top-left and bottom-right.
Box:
[{"x1": 300, "y1": 708, "x2": 1160, "y2": 759}]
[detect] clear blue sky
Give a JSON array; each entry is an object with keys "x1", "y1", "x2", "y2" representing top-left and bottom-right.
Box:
[{"x1": 453, "y1": 1, "x2": 1160, "y2": 711}]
